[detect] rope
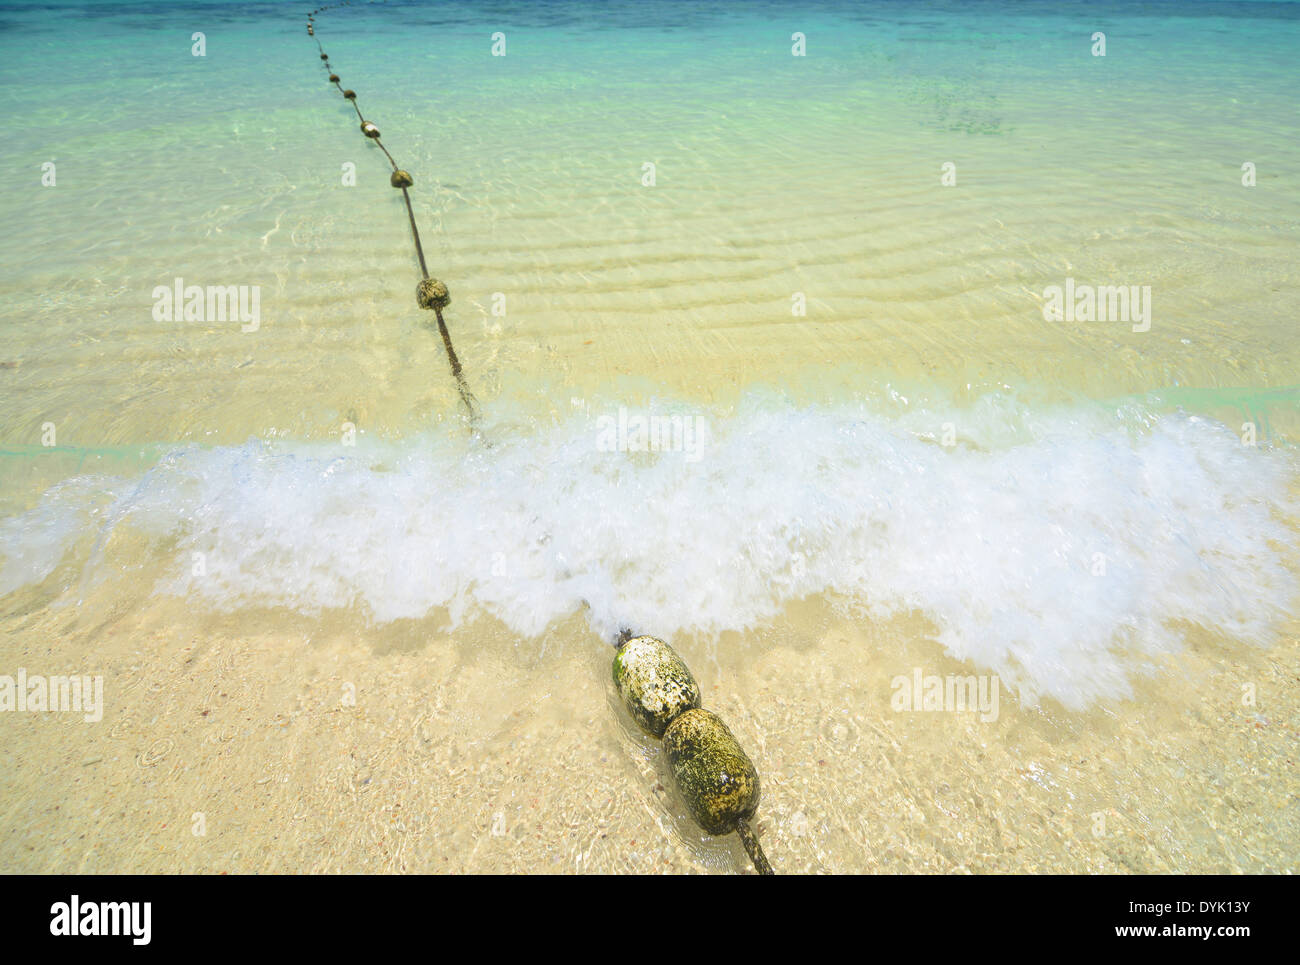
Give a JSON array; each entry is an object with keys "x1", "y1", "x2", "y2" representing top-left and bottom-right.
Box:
[
  {"x1": 306, "y1": 7, "x2": 774, "y2": 875},
  {"x1": 306, "y1": 5, "x2": 479, "y2": 423},
  {"x1": 736, "y1": 818, "x2": 775, "y2": 876}
]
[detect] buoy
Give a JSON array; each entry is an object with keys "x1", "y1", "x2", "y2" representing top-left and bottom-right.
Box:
[
  {"x1": 328, "y1": 73, "x2": 339, "y2": 82},
  {"x1": 390, "y1": 169, "x2": 413, "y2": 188},
  {"x1": 609, "y1": 635, "x2": 774, "y2": 872},
  {"x1": 320, "y1": 53, "x2": 328, "y2": 60},
  {"x1": 663, "y1": 708, "x2": 760, "y2": 836},
  {"x1": 612, "y1": 636, "x2": 701, "y2": 738},
  {"x1": 416, "y1": 278, "x2": 450, "y2": 310},
  {"x1": 361, "y1": 121, "x2": 380, "y2": 138},
  {"x1": 343, "y1": 89, "x2": 357, "y2": 99}
]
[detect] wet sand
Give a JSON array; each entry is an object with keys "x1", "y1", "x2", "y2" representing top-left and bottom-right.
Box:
[{"x1": 2, "y1": 588, "x2": 1295, "y2": 874}]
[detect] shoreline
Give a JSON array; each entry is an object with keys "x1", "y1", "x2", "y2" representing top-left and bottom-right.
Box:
[{"x1": 2, "y1": 594, "x2": 1294, "y2": 874}]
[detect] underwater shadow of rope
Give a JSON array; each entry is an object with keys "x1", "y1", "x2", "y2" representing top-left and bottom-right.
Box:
[
  {"x1": 306, "y1": 5, "x2": 774, "y2": 874},
  {"x1": 307, "y1": 5, "x2": 478, "y2": 424}
]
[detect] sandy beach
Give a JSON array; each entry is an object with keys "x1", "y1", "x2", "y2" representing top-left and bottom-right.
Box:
[
  {"x1": 2, "y1": 0, "x2": 1298, "y2": 875},
  {"x1": 3, "y1": 584, "x2": 1295, "y2": 873}
]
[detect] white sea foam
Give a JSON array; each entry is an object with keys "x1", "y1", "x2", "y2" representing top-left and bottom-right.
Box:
[
  {"x1": 1, "y1": 396, "x2": 1296, "y2": 708},
  {"x1": 0, "y1": 476, "x2": 118, "y2": 598}
]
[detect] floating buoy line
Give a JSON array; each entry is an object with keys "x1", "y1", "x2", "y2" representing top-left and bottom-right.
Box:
[
  {"x1": 304, "y1": 4, "x2": 775, "y2": 875},
  {"x1": 306, "y1": 2, "x2": 477, "y2": 423}
]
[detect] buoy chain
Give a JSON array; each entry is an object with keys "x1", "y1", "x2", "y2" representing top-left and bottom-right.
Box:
[
  {"x1": 306, "y1": 4, "x2": 478, "y2": 422},
  {"x1": 303, "y1": 8, "x2": 773, "y2": 876}
]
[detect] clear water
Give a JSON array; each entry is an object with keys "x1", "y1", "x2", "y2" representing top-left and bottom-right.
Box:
[{"x1": 3, "y1": 0, "x2": 1299, "y2": 713}]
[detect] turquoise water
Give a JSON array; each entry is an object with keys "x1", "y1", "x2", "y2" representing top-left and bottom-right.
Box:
[{"x1": 2, "y1": 0, "x2": 1298, "y2": 709}]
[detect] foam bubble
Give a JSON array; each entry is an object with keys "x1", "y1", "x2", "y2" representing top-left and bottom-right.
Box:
[{"x1": 1, "y1": 396, "x2": 1295, "y2": 708}]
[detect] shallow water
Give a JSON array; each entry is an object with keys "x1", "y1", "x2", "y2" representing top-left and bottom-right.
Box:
[{"x1": 1, "y1": 0, "x2": 1298, "y2": 873}]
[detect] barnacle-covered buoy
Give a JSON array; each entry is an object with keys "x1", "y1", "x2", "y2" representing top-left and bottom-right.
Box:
[
  {"x1": 343, "y1": 89, "x2": 356, "y2": 99},
  {"x1": 416, "y1": 278, "x2": 450, "y2": 310},
  {"x1": 663, "y1": 708, "x2": 760, "y2": 836},
  {"x1": 361, "y1": 121, "x2": 380, "y2": 138},
  {"x1": 612, "y1": 636, "x2": 701, "y2": 738},
  {"x1": 328, "y1": 73, "x2": 339, "y2": 82},
  {"x1": 391, "y1": 170, "x2": 413, "y2": 188}
]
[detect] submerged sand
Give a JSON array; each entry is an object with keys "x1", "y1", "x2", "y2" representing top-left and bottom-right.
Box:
[{"x1": 2, "y1": 587, "x2": 1295, "y2": 874}]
